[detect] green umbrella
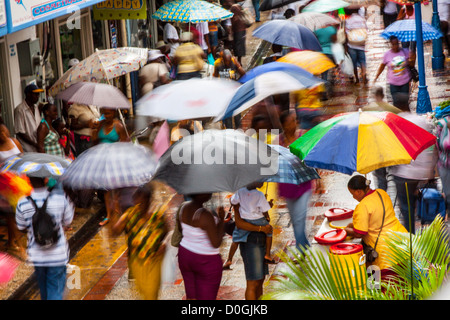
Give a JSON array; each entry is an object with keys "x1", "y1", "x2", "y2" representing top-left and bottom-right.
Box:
[{"x1": 302, "y1": 0, "x2": 350, "y2": 13}]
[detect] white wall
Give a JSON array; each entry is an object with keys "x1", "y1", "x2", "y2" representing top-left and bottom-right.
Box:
[{"x1": 5, "y1": 26, "x2": 37, "y2": 110}]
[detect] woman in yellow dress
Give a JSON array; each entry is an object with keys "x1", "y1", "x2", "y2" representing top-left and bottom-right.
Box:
[
  {"x1": 112, "y1": 184, "x2": 169, "y2": 299},
  {"x1": 344, "y1": 175, "x2": 408, "y2": 281}
]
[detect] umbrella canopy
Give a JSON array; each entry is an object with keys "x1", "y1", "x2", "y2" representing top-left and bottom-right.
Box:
[
  {"x1": 302, "y1": 0, "x2": 350, "y2": 13},
  {"x1": 262, "y1": 145, "x2": 320, "y2": 184},
  {"x1": 387, "y1": 0, "x2": 414, "y2": 5},
  {"x1": 289, "y1": 12, "x2": 340, "y2": 31},
  {"x1": 136, "y1": 78, "x2": 240, "y2": 121},
  {"x1": 60, "y1": 142, "x2": 157, "y2": 190},
  {"x1": 252, "y1": 20, "x2": 322, "y2": 51},
  {"x1": 217, "y1": 70, "x2": 323, "y2": 120},
  {"x1": 381, "y1": 19, "x2": 443, "y2": 42},
  {"x1": 56, "y1": 82, "x2": 131, "y2": 110},
  {"x1": 49, "y1": 47, "x2": 148, "y2": 97},
  {"x1": 151, "y1": 129, "x2": 279, "y2": 194},
  {"x1": 277, "y1": 51, "x2": 336, "y2": 75},
  {"x1": 1, "y1": 153, "x2": 71, "y2": 178},
  {"x1": 0, "y1": 252, "x2": 20, "y2": 284},
  {"x1": 237, "y1": 61, "x2": 317, "y2": 83},
  {"x1": 260, "y1": 0, "x2": 309, "y2": 11},
  {"x1": 151, "y1": 0, "x2": 233, "y2": 23},
  {"x1": 289, "y1": 111, "x2": 437, "y2": 175},
  {"x1": 344, "y1": 0, "x2": 379, "y2": 5}
]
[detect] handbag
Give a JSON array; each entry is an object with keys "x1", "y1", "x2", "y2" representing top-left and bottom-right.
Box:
[
  {"x1": 347, "y1": 28, "x2": 368, "y2": 46},
  {"x1": 408, "y1": 65, "x2": 419, "y2": 82},
  {"x1": 336, "y1": 21, "x2": 346, "y2": 44},
  {"x1": 341, "y1": 53, "x2": 354, "y2": 76},
  {"x1": 170, "y1": 203, "x2": 185, "y2": 247},
  {"x1": 240, "y1": 7, "x2": 254, "y2": 28},
  {"x1": 402, "y1": 49, "x2": 419, "y2": 82},
  {"x1": 362, "y1": 191, "x2": 386, "y2": 263}
]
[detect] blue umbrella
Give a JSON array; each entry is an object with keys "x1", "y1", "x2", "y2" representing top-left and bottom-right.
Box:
[
  {"x1": 216, "y1": 70, "x2": 323, "y2": 120},
  {"x1": 252, "y1": 20, "x2": 322, "y2": 51},
  {"x1": 262, "y1": 145, "x2": 320, "y2": 184},
  {"x1": 381, "y1": 19, "x2": 442, "y2": 42},
  {"x1": 238, "y1": 61, "x2": 316, "y2": 83}
]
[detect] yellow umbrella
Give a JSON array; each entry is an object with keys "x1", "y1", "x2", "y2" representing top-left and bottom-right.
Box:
[{"x1": 278, "y1": 51, "x2": 335, "y2": 75}]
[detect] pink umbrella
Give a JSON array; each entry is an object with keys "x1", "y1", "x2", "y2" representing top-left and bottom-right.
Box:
[{"x1": 0, "y1": 252, "x2": 20, "y2": 284}]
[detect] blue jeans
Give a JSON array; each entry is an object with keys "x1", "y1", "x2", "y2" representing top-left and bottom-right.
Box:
[
  {"x1": 389, "y1": 82, "x2": 410, "y2": 110},
  {"x1": 34, "y1": 266, "x2": 67, "y2": 300},
  {"x1": 252, "y1": 0, "x2": 260, "y2": 21},
  {"x1": 347, "y1": 47, "x2": 366, "y2": 68},
  {"x1": 393, "y1": 176, "x2": 419, "y2": 234},
  {"x1": 285, "y1": 190, "x2": 312, "y2": 251}
]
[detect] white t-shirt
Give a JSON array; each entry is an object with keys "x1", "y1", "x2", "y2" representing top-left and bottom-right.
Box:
[
  {"x1": 231, "y1": 187, "x2": 271, "y2": 220},
  {"x1": 163, "y1": 23, "x2": 180, "y2": 57},
  {"x1": 196, "y1": 22, "x2": 210, "y2": 51}
]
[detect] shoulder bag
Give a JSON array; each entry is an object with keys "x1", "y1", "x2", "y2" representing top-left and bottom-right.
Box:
[
  {"x1": 362, "y1": 191, "x2": 386, "y2": 263},
  {"x1": 402, "y1": 49, "x2": 419, "y2": 82}
]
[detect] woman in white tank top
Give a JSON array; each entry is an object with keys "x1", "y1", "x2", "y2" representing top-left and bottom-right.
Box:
[
  {"x1": 0, "y1": 124, "x2": 23, "y2": 163},
  {"x1": 177, "y1": 193, "x2": 225, "y2": 300}
]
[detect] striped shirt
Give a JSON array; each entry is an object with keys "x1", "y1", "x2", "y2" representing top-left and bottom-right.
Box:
[{"x1": 16, "y1": 188, "x2": 74, "y2": 267}]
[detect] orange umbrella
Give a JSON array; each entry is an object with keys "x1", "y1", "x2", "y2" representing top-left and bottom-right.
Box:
[{"x1": 278, "y1": 51, "x2": 336, "y2": 75}]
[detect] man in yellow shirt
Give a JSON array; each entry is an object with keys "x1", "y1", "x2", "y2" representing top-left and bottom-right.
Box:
[
  {"x1": 172, "y1": 32, "x2": 206, "y2": 80},
  {"x1": 345, "y1": 175, "x2": 407, "y2": 275}
]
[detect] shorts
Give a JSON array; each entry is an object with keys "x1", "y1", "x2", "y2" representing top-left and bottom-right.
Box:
[
  {"x1": 348, "y1": 47, "x2": 366, "y2": 68},
  {"x1": 239, "y1": 232, "x2": 269, "y2": 281},
  {"x1": 232, "y1": 217, "x2": 272, "y2": 242}
]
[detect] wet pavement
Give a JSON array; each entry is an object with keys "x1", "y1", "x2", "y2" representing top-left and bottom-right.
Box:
[{"x1": 1, "y1": 9, "x2": 450, "y2": 301}]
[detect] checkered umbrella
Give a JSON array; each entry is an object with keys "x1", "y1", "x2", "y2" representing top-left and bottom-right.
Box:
[
  {"x1": 60, "y1": 142, "x2": 157, "y2": 190},
  {"x1": 381, "y1": 19, "x2": 443, "y2": 42},
  {"x1": 262, "y1": 145, "x2": 320, "y2": 184}
]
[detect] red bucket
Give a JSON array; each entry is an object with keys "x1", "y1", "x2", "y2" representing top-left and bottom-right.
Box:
[
  {"x1": 325, "y1": 208, "x2": 354, "y2": 221},
  {"x1": 314, "y1": 228, "x2": 347, "y2": 245}
]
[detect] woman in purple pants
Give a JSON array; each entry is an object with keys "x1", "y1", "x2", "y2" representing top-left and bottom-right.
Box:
[{"x1": 177, "y1": 193, "x2": 225, "y2": 300}]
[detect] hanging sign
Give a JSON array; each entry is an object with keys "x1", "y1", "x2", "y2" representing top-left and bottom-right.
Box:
[
  {"x1": 7, "y1": 0, "x2": 105, "y2": 33},
  {"x1": 93, "y1": 0, "x2": 146, "y2": 20}
]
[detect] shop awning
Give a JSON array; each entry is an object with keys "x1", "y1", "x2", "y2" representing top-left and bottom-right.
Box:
[{"x1": 5, "y1": 0, "x2": 107, "y2": 34}]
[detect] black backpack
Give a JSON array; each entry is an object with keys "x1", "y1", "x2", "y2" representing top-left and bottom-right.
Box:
[{"x1": 27, "y1": 188, "x2": 60, "y2": 248}]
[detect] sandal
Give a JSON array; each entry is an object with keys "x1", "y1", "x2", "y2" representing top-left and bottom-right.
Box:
[
  {"x1": 264, "y1": 258, "x2": 277, "y2": 264},
  {"x1": 99, "y1": 217, "x2": 109, "y2": 226}
]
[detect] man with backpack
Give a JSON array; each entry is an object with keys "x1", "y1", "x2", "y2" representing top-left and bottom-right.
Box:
[{"x1": 16, "y1": 177, "x2": 74, "y2": 300}]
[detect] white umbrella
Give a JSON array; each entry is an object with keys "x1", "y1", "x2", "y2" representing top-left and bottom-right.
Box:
[
  {"x1": 60, "y1": 142, "x2": 157, "y2": 190},
  {"x1": 49, "y1": 47, "x2": 148, "y2": 97},
  {"x1": 136, "y1": 78, "x2": 240, "y2": 121},
  {"x1": 56, "y1": 82, "x2": 131, "y2": 109},
  {"x1": 289, "y1": 12, "x2": 340, "y2": 31}
]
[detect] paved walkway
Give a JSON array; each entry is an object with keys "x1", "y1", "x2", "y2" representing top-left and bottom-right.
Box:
[{"x1": 1, "y1": 10, "x2": 449, "y2": 300}]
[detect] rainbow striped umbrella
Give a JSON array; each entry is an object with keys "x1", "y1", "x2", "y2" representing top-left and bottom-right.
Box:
[
  {"x1": 289, "y1": 111, "x2": 437, "y2": 175},
  {"x1": 151, "y1": 0, "x2": 233, "y2": 23},
  {"x1": 277, "y1": 51, "x2": 335, "y2": 75}
]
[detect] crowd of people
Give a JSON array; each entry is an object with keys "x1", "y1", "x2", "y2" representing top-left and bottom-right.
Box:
[{"x1": 0, "y1": 0, "x2": 449, "y2": 302}]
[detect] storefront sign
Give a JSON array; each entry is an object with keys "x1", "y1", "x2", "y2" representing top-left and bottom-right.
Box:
[
  {"x1": 0, "y1": 0, "x2": 6, "y2": 36},
  {"x1": 93, "y1": 0, "x2": 146, "y2": 20},
  {"x1": 6, "y1": 0, "x2": 106, "y2": 33}
]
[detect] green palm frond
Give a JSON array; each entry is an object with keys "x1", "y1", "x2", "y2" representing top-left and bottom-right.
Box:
[{"x1": 262, "y1": 216, "x2": 450, "y2": 300}]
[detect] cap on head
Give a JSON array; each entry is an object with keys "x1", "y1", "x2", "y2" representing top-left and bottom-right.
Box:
[{"x1": 24, "y1": 84, "x2": 44, "y2": 95}]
